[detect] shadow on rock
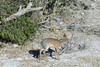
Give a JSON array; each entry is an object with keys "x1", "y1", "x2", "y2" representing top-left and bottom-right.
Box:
[
  {"x1": 28, "y1": 48, "x2": 55, "y2": 59},
  {"x1": 29, "y1": 49, "x2": 40, "y2": 58}
]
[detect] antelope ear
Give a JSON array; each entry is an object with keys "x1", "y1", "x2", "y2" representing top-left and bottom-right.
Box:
[{"x1": 63, "y1": 33, "x2": 66, "y2": 37}]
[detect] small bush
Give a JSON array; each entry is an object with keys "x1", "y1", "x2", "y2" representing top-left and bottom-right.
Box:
[
  {"x1": 0, "y1": 44, "x2": 4, "y2": 48},
  {"x1": 0, "y1": 14, "x2": 39, "y2": 45},
  {"x1": 0, "y1": 0, "x2": 41, "y2": 45}
]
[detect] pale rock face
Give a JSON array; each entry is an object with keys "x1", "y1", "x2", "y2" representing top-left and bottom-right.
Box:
[
  {"x1": 13, "y1": 44, "x2": 18, "y2": 48},
  {"x1": 1, "y1": 1, "x2": 100, "y2": 67}
]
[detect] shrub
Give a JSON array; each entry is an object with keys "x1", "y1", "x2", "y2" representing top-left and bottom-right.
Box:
[
  {"x1": 0, "y1": 14, "x2": 39, "y2": 45},
  {"x1": 0, "y1": 0, "x2": 41, "y2": 45}
]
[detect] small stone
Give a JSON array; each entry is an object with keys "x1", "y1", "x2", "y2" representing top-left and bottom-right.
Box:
[
  {"x1": 60, "y1": 22, "x2": 63, "y2": 25},
  {"x1": 13, "y1": 44, "x2": 18, "y2": 48}
]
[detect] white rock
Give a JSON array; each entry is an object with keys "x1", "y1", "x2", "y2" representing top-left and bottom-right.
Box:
[{"x1": 13, "y1": 44, "x2": 18, "y2": 48}]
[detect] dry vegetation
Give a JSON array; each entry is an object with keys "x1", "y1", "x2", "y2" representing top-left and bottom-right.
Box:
[{"x1": 0, "y1": 0, "x2": 100, "y2": 67}]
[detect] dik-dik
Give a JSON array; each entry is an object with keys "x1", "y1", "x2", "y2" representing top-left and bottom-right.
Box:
[{"x1": 39, "y1": 33, "x2": 69, "y2": 61}]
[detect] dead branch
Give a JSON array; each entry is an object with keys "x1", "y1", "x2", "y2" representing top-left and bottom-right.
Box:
[{"x1": 0, "y1": 2, "x2": 43, "y2": 24}]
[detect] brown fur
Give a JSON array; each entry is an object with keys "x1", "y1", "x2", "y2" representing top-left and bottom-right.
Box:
[{"x1": 39, "y1": 34, "x2": 69, "y2": 61}]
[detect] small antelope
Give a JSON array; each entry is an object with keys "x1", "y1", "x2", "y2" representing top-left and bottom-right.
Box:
[{"x1": 39, "y1": 33, "x2": 69, "y2": 61}]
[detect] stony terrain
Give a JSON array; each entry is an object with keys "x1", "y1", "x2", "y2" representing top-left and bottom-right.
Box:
[
  {"x1": 0, "y1": 1, "x2": 100, "y2": 67},
  {"x1": 0, "y1": 32, "x2": 100, "y2": 67}
]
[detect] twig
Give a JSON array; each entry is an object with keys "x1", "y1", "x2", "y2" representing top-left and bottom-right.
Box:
[{"x1": 0, "y1": 2, "x2": 43, "y2": 24}]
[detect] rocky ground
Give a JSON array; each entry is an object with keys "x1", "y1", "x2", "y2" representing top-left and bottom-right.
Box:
[{"x1": 0, "y1": 1, "x2": 100, "y2": 67}]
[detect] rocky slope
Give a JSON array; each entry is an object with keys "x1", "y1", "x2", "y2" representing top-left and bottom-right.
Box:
[{"x1": 0, "y1": 1, "x2": 100, "y2": 67}]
